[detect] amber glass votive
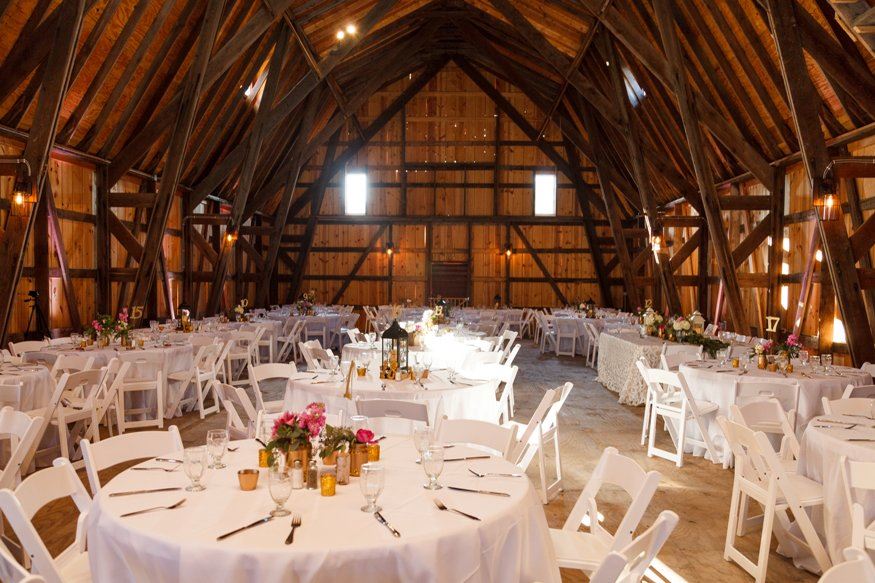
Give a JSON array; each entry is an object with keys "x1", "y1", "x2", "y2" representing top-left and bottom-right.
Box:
[
  {"x1": 367, "y1": 443, "x2": 380, "y2": 462},
  {"x1": 237, "y1": 469, "x2": 259, "y2": 491},
  {"x1": 320, "y1": 468, "x2": 337, "y2": 496}
]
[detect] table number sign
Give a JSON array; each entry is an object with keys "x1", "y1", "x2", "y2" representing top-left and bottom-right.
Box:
[
  {"x1": 766, "y1": 316, "x2": 780, "y2": 333},
  {"x1": 131, "y1": 306, "x2": 144, "y2": 321},
  {"x1": 644, "y1": 299, "x2": 653, "y2": 309}
]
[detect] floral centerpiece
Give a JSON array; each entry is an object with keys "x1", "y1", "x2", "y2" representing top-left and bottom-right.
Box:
[
  {"x1": 641, "y1": 308, "x2": 663, "y2": 336},
  {"x1": 676, "y1": 332, "x2": 729, "y2": 358},
  {"x1": 115, "y1": 308, "x2": 131, "y2": 346},
  {"x1": 774, "y1": 333, "x2": 802, "y2": 359},
  {"x1": 669, "y1": 315, "x2": 692, "y2": 341},
  {"x1": 350, "y1": 428, "x2": 375, "y2": 477},
  {"x1": 88, "y1": 313, "x2": 128, "y2": 347},
  {"x1": 265, "y1": 402, "x2": 326, "y2": 468},
  {"x1": 297, "y1": 289, "x2": 316, "y2": 316},
  {"x1": 320, "y1": 424, "x2": 355, "y2": 465},
  {"x1": 233, "y1": 298, "x2": 249, "y2": 322}
]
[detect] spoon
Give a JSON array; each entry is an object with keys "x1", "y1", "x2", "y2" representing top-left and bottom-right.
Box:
[
  {"x1": 120, "y1": 498, "x2": 186, "y2": 518},
  {"x1": 433, "y1": 498, "x2": 480, "y2": 521}
]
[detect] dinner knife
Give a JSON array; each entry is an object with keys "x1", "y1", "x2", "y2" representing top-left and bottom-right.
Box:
[
  {"x1": 416, "y1": 455, "x2": 490, "y2": 464},
  {"x1": 447, "y1": 485, "x2": 510, "y2": 497},
  {"x1": 374, "y1": 511, "x2": 401, "y2": 537},
  {"x1": 217, "y1": 516, "x2": 273, "y2": 541},
  {"x1": 109, "y1": 487, "x2": 183, "y2": 497}
]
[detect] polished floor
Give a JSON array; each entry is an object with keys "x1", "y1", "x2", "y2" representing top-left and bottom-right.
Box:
[{"x1": 26, "y1": 342, "x2": 815, "y2": 582}]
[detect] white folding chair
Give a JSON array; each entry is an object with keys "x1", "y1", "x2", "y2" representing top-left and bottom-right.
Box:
[
  {"x1": 248, "y1": 363, "x2": 297, "y2": 413},
  {"x1": 550, "y1": 446, "x2": 662, "y2": 577},
  {"x1": 49, "y1": 354, "x2": 95, "y2": 382},
  {"x1": 502, "y1": 343, "x2": 521, "y2": 367},
  {"x1": 81, "y1": 426, "x2": 183, "y2": 494},
  {"x1": 304, "y1": 317, "x2": 329, "y2": 346},
  {"x1": 436, "y1": 416, "x2": 517, "y2": 459},
  {"x1": 840, "y1": 456, "x2": 875, "y2": 553},
  {"x1": 277, "y1": 319, "x2": 305, "y2": 363},
  {"x1": 225, "y1": 331, "x2": 258, "y2": 386},
  {"x1": 212, "y1": 381, "x2": 257, "y2": 440},
  {"x1": 7, "y1": 341, "x2": 47, "y2": 358},
  {"x1": 589, "y1": 510, "x2": 679, "y2": 583},
  {"x1": 718, "y1": 416, "x2": 831, "y2": 581},
  {"x1": 0, "y1": 538, "x2": 44, "y2": 582},
  {"x1": 731, "y1": 399, "x2": 799, "y2": 468},
  {"x1": 115, "y1": 352, "x2": 166, "y2": 432},
  {"x1": 0, "y1": 459, "x2": 91, "y2": 583},
  {"x1": 660, "y1": 343, "x2": 703, "y2": 359},
  {"x1": 254, "y1": 325, "x2": 274, "y2": 364},
  {"x1": 506, "y1": 383, "x2": 572, "y2": 504},
  {"x1": 0, "y1": 407, "x2": 42, "y2": 490},
  {"x1": 355, "y1": 399, "x2": 429, "y2": 426},
  {"x1": 822, "y1": 396, "x2": 875, "y2": 416},
  {"x1": 495, "y1": 365, "x2": 518, "y2": 424},
  {"x1": 734, "y1": 380, "x2": 800, "y2": 430},
  {"x1": 636, "y1": 362, "x2": 719, "y2": 467},
  {"x1": 659, "y1": 348, "x2": 701, "y2": 370},
  {"x1": 818, "y1": 548, "x2": 875, "y2": 583},
  {"x1": 50, "y1": 369, "x2": 108, "y2": 464},
  {"x1": 460, "y1": 351, "x2": 502, "y2": 371},
  {"x1": 554, "y1": 319, "x2": 578, "y2": 357},
  {"x1": 842, "y1": 383, "x2": 875, "y2": 399},
  {"x1": 583, "y1": 322, "x2": 600, "y2": 367},
  {"x1": 167, "y1": 343, "x2": 223, "y2": 419}
]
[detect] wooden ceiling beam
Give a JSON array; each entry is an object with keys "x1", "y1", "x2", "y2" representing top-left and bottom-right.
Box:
[
  {"x1": 653, "y1": 0, "x2": 747, "y2": 332},
  {"x1": 0, "y1": 0, "x2": 84, "y2": 344},
  {"x1": 766, "y1": 0, "x2": 875, "y2": 365},
  {"x1": 126, "y1": 0, "x2": 225, "y2": 319},
  {"x1": 205, "y1": 26, "x2": 290, "y2": 314}
]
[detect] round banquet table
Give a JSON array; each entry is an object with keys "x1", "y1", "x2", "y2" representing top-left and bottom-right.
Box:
[
  {"x1": 24, "y1": 343, "x2": 194, "y2": 418},
  {"x1": 283, "y1": 372, "x2": 500, "y2": 426},
  {"x1": 679, "y1": 362, "x2": 872, "y2": 464},
  {"x1": 86, "y1": 438, "x2": 559, "y2": 583},
  {"x1": 0, "y1": 362, "x2": 54, "y2": 411},
  {"x1": 799, "y1": 414, "x2": 875, "y2": 564},
  {"x1": 340, "y1": 342, "x2": 484, "y2": 371}
]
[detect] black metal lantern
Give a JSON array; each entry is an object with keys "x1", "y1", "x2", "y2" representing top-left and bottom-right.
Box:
[
  {"x1": 585, "y1": 297, "x2": 596, "y2": 318},
  {"x1": 381, "y1": 319, "x2": 409, "y2": 371}
]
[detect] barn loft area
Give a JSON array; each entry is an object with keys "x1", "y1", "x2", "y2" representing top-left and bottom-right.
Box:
[{"x1": 0, "y1": 1, "x2": 874, "y2": 582}]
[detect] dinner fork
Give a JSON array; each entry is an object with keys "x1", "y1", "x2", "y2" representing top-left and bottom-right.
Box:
[
  {"x1": 433, "y1": 498, "x2": 480, "y2": 521},
  {"x1": 120, "y1": 498, "x2": 186, "y2": 518},
  {"x1": 132, "y1": 464, "x2": 180, "y2": 472},
  {"x1": 468, "y1": 468, "x2": 523, "y2": 478},
  {"x1": 284, "y1": 514, "x2": 302, "y2": 545}
]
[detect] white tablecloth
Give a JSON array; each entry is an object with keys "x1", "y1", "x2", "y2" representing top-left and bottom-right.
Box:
[
  {"x1": 86, "y1": 438, "x2": 559, "y2": 583},
  {"x1": 0, "y1": 363, "x2": 54, "y2": 411},
  {"x1": 341, "y1": 341, "x2": 484, "y2": 372},
  {"x1": 680, "y1": 363, "x2": 872, "y2": 464},
  {"x1": 799, "y1": 415, "x2": 875, "y2": 564},
  {"x1": 596, "y1": 333, "x2": 671, "y2": 405},
  {"x1": 283, "y1": 373, "x2": 500, "y2": 426},
  {"x1": 25, "y1": 343, "x2": 193, "y2": 418}
]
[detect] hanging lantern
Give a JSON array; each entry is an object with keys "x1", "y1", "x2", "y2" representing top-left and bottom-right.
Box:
[
  {"x1": 813, "y1": 193, "x2": 838, "y2": 221},
  {"x1": 381, "y1": 319, "x2": 408, "y2": 375},
  {"x1": 689, "y1": 310, "x2": 706, "y2": 334}
]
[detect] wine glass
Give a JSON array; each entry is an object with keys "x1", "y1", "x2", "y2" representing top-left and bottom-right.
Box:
[
  {"x1": 268, "y1": 462, "x2": 292, "y2": 517},
  {"x1": 359, "y1": 462, "x2": 385, "y2": 513},
  {"x1": 421, "y1": 444, "x2": 444, "y2": 490},
  {"x1": 183, "y1": 447, "x2": 207, "y2": 492},
  {"x1": 822, "y1": 353, "x2": 833, "y2": 374},
  {"x1": 799, "y1": 350, "x2": 810, "y2": 369},
  {"x1": 447, "y1": 367, "x2": 457, "y2": 383},
  {"x1": 412, "y1": 426, "x2": 433, "y2": 456},
  {"x1": 421, "y1": 353, "x2": 433, "y2": 372},
  {"x1": 206, "y1": 429, "x2": 229, "y2": 469},
  {"x1": 350, "y1": 415, "x2": 368, "y2": 434}
]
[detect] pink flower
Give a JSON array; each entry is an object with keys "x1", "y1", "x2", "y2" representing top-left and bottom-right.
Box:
[
  {"x1": 787, "y1": 334, "x2": 801, "y2": 347},
  {"x1": 356, "y1": 428, "x2": 374, "y2": 444},
  {"x1": 272, "y1": 411, "x2": 298, "y2": 437}
]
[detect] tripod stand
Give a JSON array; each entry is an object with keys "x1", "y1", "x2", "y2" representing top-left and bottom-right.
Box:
[{"x1": 24, "y1": 295, "x2": 50, "y2": 340}]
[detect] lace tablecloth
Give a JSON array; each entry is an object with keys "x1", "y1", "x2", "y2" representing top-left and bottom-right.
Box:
[{"x1": 596, "y1": 333, "x2": 667, "y2": 405}]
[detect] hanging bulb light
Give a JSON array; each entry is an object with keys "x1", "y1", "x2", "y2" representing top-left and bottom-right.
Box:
[
  {"x1": 336, "y1": 29, "x2": 345, "y2": 40},
  {"x1": 386, "y1": 241, "x2": 394, "y2": 256},
  {"x1": 345, "y1": 23, "x2": 357, "y2": 35},
  {"x1": 11, "y1": 159, "x2": 32, "y2": 206},
  {"x1": 504, "y1": 243, "x2": 512, "y2": 258}
]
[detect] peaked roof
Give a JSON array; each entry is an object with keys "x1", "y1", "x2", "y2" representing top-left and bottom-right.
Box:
[{"x1": 0, "y1": 0, "x2": 873, "y2": 215}]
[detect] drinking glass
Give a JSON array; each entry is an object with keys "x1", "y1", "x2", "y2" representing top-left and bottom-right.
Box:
[
  {"x1": 741, "y1": 353, "x2": 751, "y2": 372},
  {"x1": 149, "y1": 320, "x2": 159, "y2": 333},
  {"x1": 822, "y1": 354, "x2": 833, "y2": 373},
  {"x1": 799, "y1": 350, "x2": 810, "y2": 369},
  {"x1": 421, "y1": 444, "x2": 444, "y2": 490},
  {"x1": 421, "y1": 353, "x2": 433, "y2": 372},
  {"x1": 412, "y1": 426, "x2": 433, "y2": 456},
  {"x1": 268, "y1": 463, "x2": 292, "y2": 517},
  {"x1": 183, "y1": 447, "x2": 207, "y2": 492},
  {"x1": 359, "y1": 462, "x2": 385, "y2": 512},
  {"x1": 350, "y1": 415, "x2": 369, "y2": 434},
  {"x1": 447, "y1": 368, "x2": 457, "y2": 383},
  {"x1": 206, "y1": 429, "x2": 229, "y2": 469}
]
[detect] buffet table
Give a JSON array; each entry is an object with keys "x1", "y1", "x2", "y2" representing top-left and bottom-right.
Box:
[
  {"x1": 596, "y1": 332, "x2": 670, "y2": 405},
  {"x1": 86, "y1": 438, "x2": 559, "y2": 583}
]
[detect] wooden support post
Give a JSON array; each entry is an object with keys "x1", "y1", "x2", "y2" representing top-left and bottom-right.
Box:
[
  {"x1": 504, "y1": 224, "x2": 511, "y2": 306},
  {"x1": 512, "y1": 224, "x2": 569, "y2": 305},
  {"x1": 767, "y1": 0, "x2": 875, "y2": 365},
  {"x1": 330, "y1": 225, "x2": 388, "y2": 305},
  {"x1": 767, "y1": 169, "x2": 786, "y2": 327},
  {"x1": 0, "y1": 0, "x2": 84, "y2": 344},
  {"x1": 95, "y1": 166, "x2": 111, "y2": 314},
  {"x1": 653, "y1": 0, "x2": 747, "y2": 332},
  {"x1": 45, "y1": 180, "x2": 81, "y2": 331},
  {"x1": 387, "y1": 224, "x2": 394, "y2": 304},
  {"x1": 127, "y1": 0, "x2": 225, "y2": 323},
  {"x1": 33, "y1": 190, "x2": 50, "y2": 335}
]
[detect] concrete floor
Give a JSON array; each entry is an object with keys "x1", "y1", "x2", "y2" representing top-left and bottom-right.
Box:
[{"x1": 27, "y1": 342, "x2": 816, "y2": 582}]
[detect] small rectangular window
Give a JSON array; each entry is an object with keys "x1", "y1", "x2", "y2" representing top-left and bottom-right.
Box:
[
  {"x1": 534, "y1": 173, "x2": 557, "y2": 216},
  {"x1": 345, "y1": 172, "x2": 367, "y2": 215}
]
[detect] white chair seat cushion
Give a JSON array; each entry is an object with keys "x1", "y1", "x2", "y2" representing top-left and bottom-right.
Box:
[
  {"x1": 58, "y1": 551, "x2": 91, "y2": 583},
  {"x1": 549, "y1": 528, "x2": 609, "y2": 571}
]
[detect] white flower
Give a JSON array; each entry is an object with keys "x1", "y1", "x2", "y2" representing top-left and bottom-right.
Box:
[{"x1": 682, "y1": 320, "x2": 691, "y2": 331}]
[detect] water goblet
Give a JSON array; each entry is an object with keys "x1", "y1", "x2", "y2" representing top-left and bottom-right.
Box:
[
  {"x1": 359, "y1": 462, "x2": 385, "y2": 513},
  {"x1": 412, "y1": 426, "x2": 433, "y2": 456},
  {"x1": 183, "y1": 446, "x2": 207, "y2": 492},
  {"x1": 206, "y1": 429, "x2": 229, "y2": 469},
  {"x1": 350, "y1": 415, "x2": 369, "y2": 434},
  {"x1": 447, "y1": 368, "x2": 457, "y2": 383},
  {"x1": 421, "y1": 445, "x2": 444, "y2": 490},
  {"x1": 822, "y1": 353, "x2": 833, "y2": 374},
  {"x1": 268, "y1": 463, "x2": 292, "y2": 517},
  {"x1": 799, "y1": 350, "x2": 810, "y2": 369}
]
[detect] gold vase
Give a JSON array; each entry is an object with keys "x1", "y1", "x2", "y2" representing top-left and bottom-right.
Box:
[
  {"x1": 321, "y1": 451, "x2": 338, "y2": 466},
  {"x1": 98, "y1": 335, "x2": 110, "y2": 348},
  {"x1": 757, "y1": 354, "x2": 767, "y2": 370},
  {"x1": 285, "y1": 445, "x2": 310, "y2": 469},
  {"x1": 350, "y1": 443, "x2": 368, "y2": 477}
]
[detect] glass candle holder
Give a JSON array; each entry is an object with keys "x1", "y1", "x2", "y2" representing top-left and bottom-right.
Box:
[
  {"x1": 320, "y1": 468, "x2": 337, "y2": 496},
  {"x1": 367, "y1": 443, "x2": 381, "y2": 462}
]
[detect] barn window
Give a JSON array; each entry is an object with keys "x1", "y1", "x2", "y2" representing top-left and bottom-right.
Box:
[
  {"x1": 622, "y1": 66, "x2": 646, "y2": 107},
  {"x1": 345, "y1": 171, "x2": 367, "y2": 215},
  {"x1": 534, "y1": 173, "x2": 557, "y2": 216}
]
